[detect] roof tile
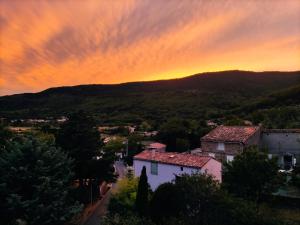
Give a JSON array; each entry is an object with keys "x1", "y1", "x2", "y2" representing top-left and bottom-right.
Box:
[
  {"x1": 201, "y1": 126, "x2": 260, "y2": 143},
  {"x1": 134, "y1": 150, "x2": 212, "y2": 168}
]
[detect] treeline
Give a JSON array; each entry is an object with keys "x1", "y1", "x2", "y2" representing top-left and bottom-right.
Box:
[
  {"x1": 1, "y1": 71, "x2": 299, "y2": 128},
  {"x1": 232, "y1": 84, "x2": 300, "y2": 128},
  {"x1": 0, "y1": 112, "x2": 118, "y2": 225}
]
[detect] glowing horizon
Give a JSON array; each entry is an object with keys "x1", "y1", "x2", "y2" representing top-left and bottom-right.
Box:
[{"x1": 1, "y1": 0, "x2": 300, "y2": 95}]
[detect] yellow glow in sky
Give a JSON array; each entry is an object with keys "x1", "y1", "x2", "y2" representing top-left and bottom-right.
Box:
[{"x1": 0, "y1": 0, "x2": 300, "y2": 95}]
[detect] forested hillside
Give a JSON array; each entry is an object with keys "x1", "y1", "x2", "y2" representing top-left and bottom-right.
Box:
[{"x1": 0, "y1": 70, "x2": 299, "y2": 127}]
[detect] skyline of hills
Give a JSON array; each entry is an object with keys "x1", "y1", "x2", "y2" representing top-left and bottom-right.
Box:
[{"x1": 0, "y1": 70, "x2": 299, "y2": 127}]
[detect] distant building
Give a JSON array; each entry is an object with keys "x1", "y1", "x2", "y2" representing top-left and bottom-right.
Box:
[
  {"x1": 8, "y1": 126, "x2": 33, "y2": 133},
  {"x1": 201, "y1": 126, "x2": 262, "y2": 162},
  {"x1": 133, "y1": 150, "x2": 221, "y2": 190},
  {"x1": 206, "y1": 120, "x2": 218, "y2": 127},
  {"x1": 146, "y1": 142, "x2": 166, "y2": 152},
  {"x1": 190, "y1": 148, "x2": 202, "y2": 155},
  {"x1": 261, "y1": 129, "x2": 300, "y2": 169},
  {"x1": 137, "y1": 131, "x2": 158, "y2": 137},
  {"x1": 56, "y1": 116, "x2": 68, "y2": 123}
]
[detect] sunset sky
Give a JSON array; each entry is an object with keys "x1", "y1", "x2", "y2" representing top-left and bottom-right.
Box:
[{"x1": 0, "y1": 0, "x2": 300, "y2": 95}]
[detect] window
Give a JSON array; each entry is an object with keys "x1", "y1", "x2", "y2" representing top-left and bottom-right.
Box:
[
  {"x1": 180, "y1": 167, "x2": 183, "y2": 171},
  {"x1": 217, "y1": 142, "x2": 225, "y2": 151},
  {"x1": 226, "y1": 155, "x2": 234, "y2": 162},
  {"x1": 151, "y1": 162, "x2": 158, "y2": 175}
]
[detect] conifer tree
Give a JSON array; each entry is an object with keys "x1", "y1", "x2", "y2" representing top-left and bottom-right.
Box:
[
  {"x1": 135, "y1": 166, "x2": 149, "y2": 216},
  {"x1": 0, "y1": 136, "x2": 81, "y2": 225}
]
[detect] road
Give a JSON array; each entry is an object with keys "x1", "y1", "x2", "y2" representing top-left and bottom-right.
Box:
[{"x1": 83, "y1": 161, "x2": 126, "y2": 225}]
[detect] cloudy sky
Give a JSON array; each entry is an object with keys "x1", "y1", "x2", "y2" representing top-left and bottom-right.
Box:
[{"x1": 0, "y1": 0, "x2": 300, "y2": 95}]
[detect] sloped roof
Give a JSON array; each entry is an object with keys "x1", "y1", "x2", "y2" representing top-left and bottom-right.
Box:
[
  {"x1": 148, "y1": 142, "x2": 166, "y2": 149},
  {"x1": 201, "y1": 126, "x2": 260, "y2": 143},
  {"x1": 134, "y1": 150, "x2": 212, "y2": 168}
]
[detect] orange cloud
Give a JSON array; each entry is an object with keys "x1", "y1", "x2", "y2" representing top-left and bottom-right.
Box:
[{"x1": 0, "y1": 0, "x2": 300, "y2": 95}]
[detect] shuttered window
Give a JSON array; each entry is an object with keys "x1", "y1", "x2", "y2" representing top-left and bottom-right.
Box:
[{"x1": 151, "y1": 162, "x2": 158, "y2": 175}]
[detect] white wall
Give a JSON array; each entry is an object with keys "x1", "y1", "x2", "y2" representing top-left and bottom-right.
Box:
[{"x1": 134, "y1": 160, "x2": 206, "y2": 190}]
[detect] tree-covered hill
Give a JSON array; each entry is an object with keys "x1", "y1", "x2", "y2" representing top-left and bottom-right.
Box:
[{"x1": 0, "y1": 70, "x2": 299, "y2": 125}]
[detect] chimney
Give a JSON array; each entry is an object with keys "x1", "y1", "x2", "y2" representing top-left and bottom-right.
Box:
[{"x1": 151, "y1": 149, "x2": 156, "y2": 159}]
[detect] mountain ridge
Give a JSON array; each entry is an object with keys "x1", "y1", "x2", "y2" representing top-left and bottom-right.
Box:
[
  {"x1": 2, "y1": 70, "x2": 300, "y2": 97},
  {"x1": 1, "y1": 70, "x2": 300, "y2": 124}
]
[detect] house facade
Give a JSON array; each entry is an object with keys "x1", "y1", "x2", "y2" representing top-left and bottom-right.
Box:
[
  {"x1": 261, "y1": 129, "x2": 300, "y2": 169},
  {"x1": 200, "y1": 126, "x2": 262, "y2": 162},
  {"x1": 133, "y1": 150, "x2": 221, "y2": 190}
]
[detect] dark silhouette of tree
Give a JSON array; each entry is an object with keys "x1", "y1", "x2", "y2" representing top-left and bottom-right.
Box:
[
  {"x1": 135, "y1": 166, "x2": 149, "y2": 216},
  {"x1": 0, "y1": 123, "x2": 12, "y2": 149},
  {"x1": 158, "y1": 118, "x2": 210, "y2": 152},
  {"x1": 149, "y1": 173, "x2": 271, "y2": 225},
  {"x1": 150, "y1": 182, "x2": 183, "y2": 223},
  {"x1": 0, "y1": 136, "x2": 81, "y2": 225},
  {"x1": 56, "y1": 111, "x2": 101, "y2": 180},
  {"x1": 125, "y1": 134, "x2": 143, "y2": 166},
  {"x1": 223, "y1": 146, "x2": 282, "y2": 207},
  {"x1": 56, "y1": 111, "x2": 117, "y2": 203}
]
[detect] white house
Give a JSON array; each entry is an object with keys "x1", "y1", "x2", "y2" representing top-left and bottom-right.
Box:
[{"x1": 133, "y1": 150, "x2": 222, "y2": 190}]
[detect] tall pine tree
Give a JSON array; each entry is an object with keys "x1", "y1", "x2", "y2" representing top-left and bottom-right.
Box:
[
  {"x1": 135, "y1": 166, "x2": 149, "y2": 216},
  {"x1": 56, "y1": 111, "x2": 101, "y2": 182},
  {"x1": 56, "y1": 111, "x2": 117, "y2": 203}
]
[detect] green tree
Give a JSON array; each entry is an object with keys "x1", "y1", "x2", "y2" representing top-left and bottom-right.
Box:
[
  {"x1": 149, "y1": 173, "x2": 272, "y2": 225},
  {"x1": 56, "y1": 111, "x2": 117, "y2": 203},
  {"x1": 291, "y1": 165, "x2": 300, "y2": 188},
  {"x1": 140, "y1": 121, "x2": 151, "y2": 131},
  {"x1": 175, "y1": 138, "x2": 190, "y2": 152},
  {"x1": 104, "y1": 138, "x2": 126, "y2": 154},
  {"x1": 125, "y1": 134, "x2": 144, "y2": 166},
  {"x1": 103, "y1": 212, "x2": 154, "y2": 225},
  {"x1": 0, "y1": 124, "x2": 12, "y2": 149},
  {"x1": 224, "y1": 116, "x2": 246, "y2": 126},
  {"x1": 136, "y1": 166, "x2": 149, "y2": 216},
  {"x1": 56, "y1": 111, "x2": 101, "y2": 181},
  {"x1": 158, "y1": 118, "x2": 209, "y2": 152},
  {"x1": 149, "y1": 182, "x2": 183, "y2": 223},
  {"x1": 223, "y1": 146, "x2": 281, "y2": 206},
  {"x1": 108, "y1": 177, "x2": 138, "y2": 215},
  {"x1": 158, "y1": 118, "x2": 189, "y2": 152},
  {"x1": 0, "y1": 136, "x2": 81, "y2": 225}
]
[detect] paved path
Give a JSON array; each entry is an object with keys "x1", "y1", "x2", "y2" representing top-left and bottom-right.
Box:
[{"x1": 83, "y1": 161, "x2": 126, "y2": 225}]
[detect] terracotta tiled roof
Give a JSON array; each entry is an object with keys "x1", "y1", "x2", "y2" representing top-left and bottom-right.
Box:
[
  {"x1": 134, "y1": 150, "x2": 211, "y2": 168},
  {"x1": 148, "y1": 142, "x2": 166, "y2": 148},
  {"x1": 201, "y1": 126, "x2": 260, "y2": 143}
]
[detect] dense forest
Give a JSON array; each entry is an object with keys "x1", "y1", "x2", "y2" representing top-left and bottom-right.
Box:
[{"x1": 0, "y1": 70, "x2": 299, "y2": 128}]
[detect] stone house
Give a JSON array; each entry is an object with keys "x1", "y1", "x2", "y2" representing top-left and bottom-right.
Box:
[
  {"x1": 200, "y1": 126, "x2": 262, "y2": 162},
  {"x1": 261, "y1": 129, "x2": 300, "y2": 169}
]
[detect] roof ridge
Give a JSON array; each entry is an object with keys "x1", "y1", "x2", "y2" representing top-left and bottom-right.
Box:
[{"x1": 134, "y1": 150, "x2": 214, "y2": 168}]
